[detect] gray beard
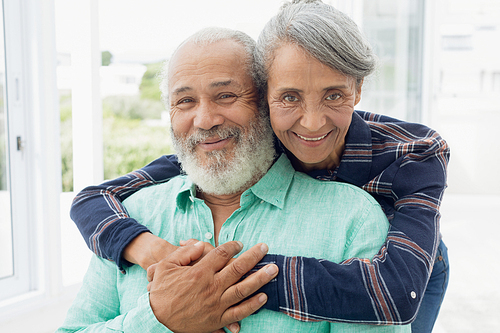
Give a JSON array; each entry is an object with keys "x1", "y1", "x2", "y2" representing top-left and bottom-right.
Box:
[{"x1": 171, "y1": 116, "x2": 276, "y2": 195}]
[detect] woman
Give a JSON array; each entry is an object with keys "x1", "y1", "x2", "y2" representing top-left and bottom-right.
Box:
[{"x1": 70, "y1": 1, "x2": 449, "y2": 332}]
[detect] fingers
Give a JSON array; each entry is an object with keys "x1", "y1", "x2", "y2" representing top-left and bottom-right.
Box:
[
  {"x1": 222, "y1": 263, "x2": 278, "y2": 306},
  {"x1": 212, "y1": 323, "x2": 239, "y2": 333},
  {"x1": 218, "y1": 243, "x2": 270, "y2": 287},
  {"x1": 181, "y1": 240, "x2": 216, "y2": 266},
  {"x1": 221, "y1": 293, "x2": 269, "y2": 325},
  {"x1": 147, "y1": 263, "x2": 158, "y2": 282},
  {"x1": 158, "y1": 241, "x2": 205, "y2": 268},
  {"x1": 180, "y1": 238, "x2": 200, "y2": 246},
  {"x1": 226, "y1": 323, "x2": 240, "y2": 333},
  {"x1": 197, "y1": 241, "x2": 244, "y2": 273}
]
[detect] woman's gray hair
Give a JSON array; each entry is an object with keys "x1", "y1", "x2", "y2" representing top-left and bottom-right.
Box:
[
  {"x1": 257, "y1": 0, "x2": 377, "y2": 86},
  {"x1": 160, "y1": 27, "x2": 265, "y2": 109}
]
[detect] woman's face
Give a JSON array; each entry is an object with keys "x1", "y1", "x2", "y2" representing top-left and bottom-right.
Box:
[{"x1": 267, "y1": 43, "x2": 362, "y2": 172}]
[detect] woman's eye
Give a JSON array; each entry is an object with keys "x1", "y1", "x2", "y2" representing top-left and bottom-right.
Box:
[
  {"x1": 326, "y1": 93, "x2": 342, "y2": 101},
  {"x1": 283, "y1": 94, "x2": 298, "y2": 102}
]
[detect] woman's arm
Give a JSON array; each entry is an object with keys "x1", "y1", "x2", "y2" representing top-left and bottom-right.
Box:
[
  {"x1": 70, "y1": 154, "x2": 181, "y2": 270},
  {"x1": 259, "y1": 122, "x2": 450, "y2": 324}
]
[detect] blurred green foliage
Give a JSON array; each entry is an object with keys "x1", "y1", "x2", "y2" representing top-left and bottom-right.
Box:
[
  {"x1": 103, "y1": 116, "x2": 173, "y2": 181},
  {"x1": 60, "y1": 93, "x2": 73, "y2": 192},
  {"x1": 60, "y1": 61, "x2": 173, "y2": 192},
  {"x1": 0, "y1": 122, "x2": 6, "y2": 191},
  {"x1": 0, "y1": 89, "x2": 6, "y2": 191},
  {"x1": 101, "y1": 51, "x2": 113, "y2": 66},
  {"x1": 139, "y1": 61, "x2": 163, "y2": 101}
]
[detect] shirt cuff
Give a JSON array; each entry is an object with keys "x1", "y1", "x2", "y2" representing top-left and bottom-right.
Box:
[
  {"x1": 257, "y1": 254, "x2": 283, "y2": 312},
  {"x1": 101, "y1": 219, "x2": 151, "y2": 273}
]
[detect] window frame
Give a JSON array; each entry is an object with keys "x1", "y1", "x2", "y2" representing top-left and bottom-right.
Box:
[
  {"x1": 0, "y1": 0, "x2": 33, "y2": 302},
  {"x1": 0, "y1": 1, "x2": 71, "y2": 331}
]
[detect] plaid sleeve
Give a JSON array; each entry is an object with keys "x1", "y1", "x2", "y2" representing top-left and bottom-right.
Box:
[
  {"x1": 70, "y1": 154, "x2": 181, "y2": 269},
  {"x1": 261, "y1": 121, "x2": 450, "y2": 325}
]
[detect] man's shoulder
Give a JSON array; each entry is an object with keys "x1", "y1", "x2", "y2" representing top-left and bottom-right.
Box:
[{"x1": 123, "y1": 174, "x2": 189, "y2": 207}]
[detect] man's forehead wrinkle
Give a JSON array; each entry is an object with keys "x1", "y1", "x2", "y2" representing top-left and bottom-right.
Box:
[{"x1": 209, "y1": 80, "x2": 233, "y2": 88}]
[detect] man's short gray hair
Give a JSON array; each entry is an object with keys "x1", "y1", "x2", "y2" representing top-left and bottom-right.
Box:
[
  {"x1": 160, "y1": 27, "x2": 264, "y2": 108},
  {"x1": 257, "y1": 0, "x2": 377, "y2": 87}
]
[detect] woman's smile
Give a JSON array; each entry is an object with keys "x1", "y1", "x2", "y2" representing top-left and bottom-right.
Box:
[{"x1": 267, "y1": 43, "x2": 363, "y2": 172}]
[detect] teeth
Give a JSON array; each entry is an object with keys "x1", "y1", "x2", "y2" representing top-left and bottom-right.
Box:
[{"x1": 296, "y1": 133, "x2": 328, "y2": 141}]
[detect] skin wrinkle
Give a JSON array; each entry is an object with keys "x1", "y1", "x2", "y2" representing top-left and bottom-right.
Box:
[
  {"x1": 267, "y1": 43, "x2": 362, "y2": 172},
  {"x1": 168, "y1": 39, "x2": 275, "y2": 201}
]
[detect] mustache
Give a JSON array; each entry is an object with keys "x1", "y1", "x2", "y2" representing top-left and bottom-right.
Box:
[{"x1": 185, "y1": 126, "x2": 242, "y2": 149}]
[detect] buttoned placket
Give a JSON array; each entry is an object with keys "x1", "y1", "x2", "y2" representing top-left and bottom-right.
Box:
[
  {"x1": 189, "y1": 193, "x2": 216, "y2": 247},
  {"x1": 217, "y1": 192, "x2": 257, "y2": 251}
]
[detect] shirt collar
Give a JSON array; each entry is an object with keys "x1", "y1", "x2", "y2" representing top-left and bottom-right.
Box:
[
  {"x1": 245, "y1": 154, "x2": 293, "y2": 210},
  {"x1": 176, "y1": 178, "x2": 196, "y2": 212},
  {"x1": 175, "y1": 154, "x2": 293, "y2": 211}
]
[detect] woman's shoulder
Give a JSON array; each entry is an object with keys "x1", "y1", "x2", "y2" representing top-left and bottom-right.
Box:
[{"x1": 292, "y1": 171, "x2": 380, "y2": 207}]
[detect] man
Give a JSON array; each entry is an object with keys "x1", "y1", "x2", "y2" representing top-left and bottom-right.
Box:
[{"x1": 58, "y1": 28, "x2": 409, "y2": 332}]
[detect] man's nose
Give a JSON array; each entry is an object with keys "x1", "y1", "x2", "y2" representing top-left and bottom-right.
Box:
[
  {"x1": 193, "y1": 100, "x2": 225, "y2": 130},
  {"x1": 299, "y1": 108, "x2": 327, "y2": 132}
]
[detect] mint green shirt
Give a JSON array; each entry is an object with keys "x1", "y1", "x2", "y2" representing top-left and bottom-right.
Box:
[{"x1": 58, "y1": 154, "x2": 410, "y2": 332}]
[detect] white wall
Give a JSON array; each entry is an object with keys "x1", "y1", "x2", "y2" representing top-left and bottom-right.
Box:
[{"x1": 427, "y1": 0, "x2": 500, "y2": 195}]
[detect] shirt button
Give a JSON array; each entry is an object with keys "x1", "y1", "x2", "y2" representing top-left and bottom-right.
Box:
[
  {"x1": 204, "y1": 232, "x2": 213, "y2": 240},
  {"x1": 410, "y1": 291, "x2": 417, "y2": 299}
]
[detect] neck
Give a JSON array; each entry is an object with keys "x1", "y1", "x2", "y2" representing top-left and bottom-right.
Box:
[
  {"x1": 288, "y1": 143, "x2": 345, "y2": 173},
  {"x1": 197, "y1": 189, "x2": 245, "y2": 246}
]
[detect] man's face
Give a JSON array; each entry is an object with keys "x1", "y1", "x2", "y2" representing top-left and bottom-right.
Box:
[
  {"x1": 168, "y1": 39, "x2": 275, "y2": 195},
  {"x1": 168, "y1": 39, "x2": 260, "y2": 170}
]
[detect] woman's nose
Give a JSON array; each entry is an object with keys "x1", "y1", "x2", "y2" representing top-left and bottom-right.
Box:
[{"x1": 299, "y1": 108, "x2": 327, "y2": 132}]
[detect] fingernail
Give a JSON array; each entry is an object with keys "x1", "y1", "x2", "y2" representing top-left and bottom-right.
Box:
[
  {"x1": 236, "y1": 241, "x2": 243, "y2": 249},
  {"x1": 194, "y1": 241, "x2": 203, "y2": 247},
  {"x1": 228, "y1": 323, "x2": 239, "y2": 333},
  {"x1": 265, "y1": 264, "x2": 278, "y2": 275},
  {"x1": 259, "y1": 294, "x2": 268, "y2": 304},
  {"x1": 260, "y1": 243, "x2": 268, "y2": 254}
]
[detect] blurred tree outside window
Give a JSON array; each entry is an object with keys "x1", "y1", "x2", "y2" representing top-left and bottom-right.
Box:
[
  {"x1": 101, "y1": 50, "x2": 113, "y2": 66},
  {"x1": 59, "y1": 53, "x2": 173, "y2": 192}
]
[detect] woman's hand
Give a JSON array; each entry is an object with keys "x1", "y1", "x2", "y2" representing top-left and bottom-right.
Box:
[
  {"x1": 122, "y1": 232, "x2": 178, "y2": 271},
  {"x1": 147, "y1": 239, "x2": 215, "y2": 284}
]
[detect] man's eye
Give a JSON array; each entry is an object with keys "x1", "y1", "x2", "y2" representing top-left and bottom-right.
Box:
[
  {"x1": 283, "y1": 94, "x2": 298, "y2": 102},
  {"x1": 178, "y1": 98, "x2": 194, "y2": 104},
  {"x1": 326, "y1": 93, "x2": 341, "y2": 101},
  {"x1": 220, "y1": 94, "x2": 235, "y2": 99}
]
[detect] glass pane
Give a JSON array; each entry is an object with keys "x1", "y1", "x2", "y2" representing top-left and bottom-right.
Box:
[
  {"x1": 360, "y1": 0, "x2": 424, "y2": 122},
  {"x1": 0, "y1": 1, "x2": 13, "y2": 279}
]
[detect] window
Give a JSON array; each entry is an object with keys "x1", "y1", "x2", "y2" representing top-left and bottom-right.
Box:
[
  {"x1": 356, "y1": 0, "x2": 426, "y2": 122},
  {"x1": 0, "y1": 0, "x2": 32, "y2": 301},
  {"x1": 0, "y1": 0, "x2": 12, "y2": 281}
]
